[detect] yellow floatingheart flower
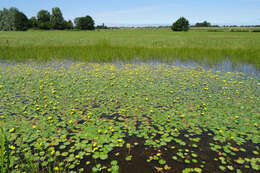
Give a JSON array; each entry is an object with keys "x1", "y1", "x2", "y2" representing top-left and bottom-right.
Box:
[
  {"x1": 51, "y1": 150, "x2": 55, "y2": 155},
  {"x1": 117, "y1": 139, "x2": 123, "y2": 143},
  {"x1": 9, "y1": 128, "x2": 15, "y2": 133},
  {"x1": 9, "y1": 145, "x2": 16, "y2": 150},
  {"x1": 54, "y1": 167, "x2": 59, "y2": 171}
]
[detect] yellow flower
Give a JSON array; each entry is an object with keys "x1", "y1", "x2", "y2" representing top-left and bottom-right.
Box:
[
  {"x1": 51, "y1": 150, "x2": 55, "y2": 155},
  {"x1": 117, "y1": 139, "x2": 123, "y2": 143},
  {"x1": 9, "y1": 145, "x2": 16, "y2": 150},
  {"x1": 9, "y1": 128, "x2": 15, "y2": 133},
  {"x1": 54, "y1": 167, "x2": 59, "y2": 171},
  {"x1": 32, "y1": 125, "x2": 37, "y2": 129},
  {"x1": 0, "y1": 115, "x2": 4, "y2": 119},
  {"x1": 48, "y1": 116, "x2": 52, "y2": 120}
]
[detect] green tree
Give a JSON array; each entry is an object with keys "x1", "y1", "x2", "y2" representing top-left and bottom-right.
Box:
[
  {"x1": 64, "y1": 20, "x2": 73, "y2": 29},
  {"x1": 0, "y1": 7, "x2": 29, "y2": 31},
  {"x1": 37, "y1": 10, "x2": 51, "y2": 29},
  {"x1": 96, "y1": 23, "x2": 108, "y2": 29},
  {"x1": 50, "y1": 7, "x2": 65, "y2": 30},
  {"x1": 171, "y1": 17, "x2": 190, "y2": 31},
  {"x1": 14, "y1": 11, "x2": 29, "y2": 31},
  {"x1": 28, "y1": 17, "x2": 38, "y2": 28},
  {"x1": 195, "y1": 21, "x2": 211, "y2": 27},
  {"x1": 74, "y1": 15, "x2": 95, "y2": 30}
]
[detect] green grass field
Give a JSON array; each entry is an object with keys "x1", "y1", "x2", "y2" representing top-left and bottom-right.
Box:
[{"x1": 0, "y1": 28, "x2": 260, "y2": 66}]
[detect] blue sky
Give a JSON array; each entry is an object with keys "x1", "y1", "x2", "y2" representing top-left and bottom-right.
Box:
[{"x1": 0, "y1": 0, "x2": 259, "y2": 26}]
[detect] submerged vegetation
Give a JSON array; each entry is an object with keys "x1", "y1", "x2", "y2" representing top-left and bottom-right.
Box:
[
  {"x1": 0, "y1": 62, "x2": 259, "y2": 172},
  {"x1": 0, "y1": 29, "x2": 260, "y2": 67}
]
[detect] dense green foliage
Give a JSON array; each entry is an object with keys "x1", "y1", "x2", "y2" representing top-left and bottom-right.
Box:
[
  {"x1": 28, "y1": 17, "x2": 38, "y2": 28},
  {"x1": 75, "y1": 16, "x2": 95, "y2": 30},
  {"x1": 171, "y1": 17, "x2": 190, "y2": 31},
  {"x1": 50, "y1": 7, "x2": 65, "y2": 30},
  {"x1": 195, "y1": 21, "x2": 211, "y2": 27},
  {"x1": 37, "y1": 10, "x2": 51, "y2": 29},
  {"x1": 0, "y1": 7, "x2": 29, "y2": 31},
  {"x1": 0, "y1": 62, "x2": 259, "y2": 172},
  {"x1": 65, "y1": 20, "x2": 74, "y2": 30},
  {"x1": 0, "y1": 7, "x2": 97, "y2": 30},
  {"x1": 0, "y1": 29, "x2": 259, "y2": 67},
  {"x1": 96, "y1": 23, "x2": 109, "y2": 29}
]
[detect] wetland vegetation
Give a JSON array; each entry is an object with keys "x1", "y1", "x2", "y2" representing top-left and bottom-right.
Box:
[
  {"x1": 0, "y1": 10, "x2": 260, "y2": 172},
  {"x1": 0, "y1": 28, "x2": 260, "y2": 68},
  {"x1": 0, "y1": 61, "x2": 259, "y2": 173}
]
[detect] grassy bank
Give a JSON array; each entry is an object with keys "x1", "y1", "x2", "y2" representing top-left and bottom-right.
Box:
[{"x1": 0, "y1": 29, "x2": 260, "y2": 66}]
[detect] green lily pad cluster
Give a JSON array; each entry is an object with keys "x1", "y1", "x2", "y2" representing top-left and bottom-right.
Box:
[{"x1": 0, "y1": 62, "x2": 259, "y2": 173}]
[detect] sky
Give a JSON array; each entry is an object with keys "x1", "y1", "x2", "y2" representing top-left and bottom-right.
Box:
[{"x1": 0, "y1": 0, "x2": 259, "y2": 26}]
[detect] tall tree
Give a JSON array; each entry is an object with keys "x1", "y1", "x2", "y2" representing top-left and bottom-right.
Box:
[
  {"x1": 14, "y1": 10, "x2": 29, "y2": 31},
  {"x1": 64, "y1": 20, "x2": 73, "y2": 29},
  {"x1": 37, "y1": 10, "x2": 51, "y2": 29},
  {"x1": 74, "y1": 16, "x2": 95, "y2": 30},
  {"x1": 171, "y1": 17, "x2": 190, "y2": 31},
  {"x1": 0, "y1": 7, "x2": 29, "y2": 31},
  {"x1": 50, "y1": 7, "x2": 65, "y2": 30},
  {"x1": 28, "y1": 17, "x2": 38, "y2": 28}
]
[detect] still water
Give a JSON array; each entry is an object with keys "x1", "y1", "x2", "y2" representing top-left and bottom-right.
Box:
[{"x1": 0, "y1": 59, "x2": 259, "y2": 78}]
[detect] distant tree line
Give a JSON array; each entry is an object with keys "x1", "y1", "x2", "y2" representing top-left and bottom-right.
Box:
[
  {"x1": 194, "y1": 21, "x2": 211, "y2": 27},
  {"x1": 0, "y1": 7, "x2": 107, "y2": 31},
  {"x1": 2, "y1": 7, "x2": 258, "y2": 32}
]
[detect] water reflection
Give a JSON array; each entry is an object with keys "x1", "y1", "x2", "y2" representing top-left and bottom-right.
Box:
[
  {"x1": 0, "y1": 59, "x2": 259, "y2": 78},
  {"x1": 114, "y1": 59, "x2": 260, "y2": 78}
]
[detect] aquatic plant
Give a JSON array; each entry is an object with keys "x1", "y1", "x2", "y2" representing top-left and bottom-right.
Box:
[{"x1": 0, "y1": 62, "x2": 259, "y2": 172}]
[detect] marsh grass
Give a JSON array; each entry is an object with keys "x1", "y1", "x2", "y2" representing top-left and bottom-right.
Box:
[{"x1": 0, "y1": 29, "x2": 259, "y2": 67}]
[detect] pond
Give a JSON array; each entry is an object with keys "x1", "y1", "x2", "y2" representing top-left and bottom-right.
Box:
[
  {"x1": 1, "y1": 59, "x2": 260, "y2": 77},
  {"x1": 0, "y1": 59, "x2": 259, "y2": 173}
]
